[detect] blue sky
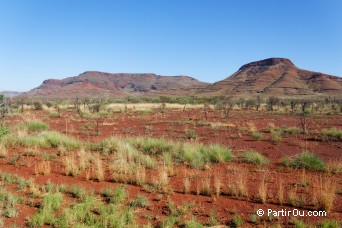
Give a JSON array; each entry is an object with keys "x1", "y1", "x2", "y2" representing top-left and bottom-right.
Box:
[{"x1": 0, "y1": 0, "x2": 341, "y2": 91}]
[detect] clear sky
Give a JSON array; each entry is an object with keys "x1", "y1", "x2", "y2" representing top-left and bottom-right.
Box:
[{"x1": 0, "y1": 0, "x2": 341, "y2": 91}]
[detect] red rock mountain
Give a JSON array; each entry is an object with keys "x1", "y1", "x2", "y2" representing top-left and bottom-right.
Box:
[
  {"x1": 25, "y1": 58, "x2": 342, "y2": 98},
  {"x1": 26, "y1": 72, "x2": 209, "y2": 98},
  {"x1": 200, "y1": 58, "x2": 342, "y2": 96}
]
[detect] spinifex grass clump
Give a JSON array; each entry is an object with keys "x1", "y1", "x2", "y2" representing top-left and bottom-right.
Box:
[
  {"x1": 321, "y1": 128, "x2": 342, "y2": 141},
  {"x1": 6, "y1": 131, "x2": 81, "y2": 151},
  {"x1": 28, "y1": 192, "x2": 63, "y2": 226},
  {"x1": 250, "y1": 131, "x2": 263, "y2": 141},
  {"x1": 129, "y1": 194, "x2": 150, "y2": 208},
  {"x1": 55, "y1": 194, "x2": 135, "y2": 227},
  {"x1": 131, "y1": 137, "x2": 174, "y2": 156},
  {"x1": 0, "y1": 143, "x2": 8, "y2": 158},
  {"x1": 21, "y1": 121, "x2": 49, "y2": 131},
  {"x1": 243, "y1": 150, "x2": 269, "y2": 166},
  {"x1": 0, "y1": 124, "x2": 9, "y2": 138},
  {"x1": 283, "y1": 153, "x2": 325, "y2": 171},
  {"x1": 100, "y1": 137, "x2": 233, "y2": 169},
  {"x1": 176, "y1": 143, "x2": 233, "y2": 169}
]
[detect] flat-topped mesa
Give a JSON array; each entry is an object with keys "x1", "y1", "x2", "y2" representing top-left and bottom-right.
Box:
[{"x1": 238, "y1": 58, "x2": 295, "y2": 71}]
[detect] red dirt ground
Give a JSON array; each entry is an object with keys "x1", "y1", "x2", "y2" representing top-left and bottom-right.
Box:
[{"x1": 1, "y1": 108, "x2": 341, "y2": 227}]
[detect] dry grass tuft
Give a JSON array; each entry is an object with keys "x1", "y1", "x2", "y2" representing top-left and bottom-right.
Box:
[
  {"x1": 0, "y1": 143, "x2": 8, "y2": 158},
  {"x1": 94, "y1": 154, "x2": 104, "y2": 181},
  {"x1": 63, "y1": 154, "x2": 80, "y2": 177},
  {"x1": 235, "y1": 169, "x2": 248, "y2": 197},
  {"x1": 200, "y1": 175, "x2": 211, "y2": 196},
  {"x1": 34, "y1": 161, "x2": 51, "y2": 175},
  {"x1": 326, "y1": 161, "x2": 342, "y2": 174},
  {"x1": 183, "y1": 176, "x2": 191, "y2": 194},
  {"x1": 213, "y1": 174, "x2": 222, "y2": 198},
  {"x1": 257, "y1": 173, "x2": 267, "y2": 203},
  {"x1": 278, "y1": 179, "x2": 284, "y2": 205},
  {"x1": 314, "y1": 177, "x2": 336, "y2": 212}
]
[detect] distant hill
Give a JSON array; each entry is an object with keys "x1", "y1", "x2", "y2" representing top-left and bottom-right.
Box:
[
  {"x1": 199, "y1": 58, "x2": 342, "y2": 96},
  {"x1": 0, "y1": 91, "x2": 22, "y2": 97},
  {"x1": 25, "y1": 71, "x2": 209, "y2": 98},
  {"x1": 23, "y1": 58, "x2": 342, "y2": 98}
]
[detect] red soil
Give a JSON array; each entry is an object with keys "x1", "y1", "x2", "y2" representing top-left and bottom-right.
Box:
[{"x1": 1, "y1": 109, "x2": 341, "y2": 227}]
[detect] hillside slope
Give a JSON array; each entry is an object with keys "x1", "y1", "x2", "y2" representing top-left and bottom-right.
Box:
[
  {"x1": 200, "y1": 58, "x2": 342, "y2": 96},
  {"x1": 26, "y1": 71, "x2": 209, "y2": 98}
]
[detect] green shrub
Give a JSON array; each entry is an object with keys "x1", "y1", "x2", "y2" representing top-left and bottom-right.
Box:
[
  {"x1": 21, "y1": 121, "x2": 49, "y2": 131},
  {"x1": 243, "y1": 150, "x2": 269, "y2": 165},
  {"x1": 178, "y1": 143, "x2": 233, "y2": 169},
  {"x1": 28, "y1": 193, "x2": 63, "y2": 226},
  {"x1": 270, "y1": 131, "x2": 282, "y2": 144},
  {"x1": 250, "y1": 131, "x2": 263, "y2": 141},
  {"x1": 56, "y1": 184, "x2": 67, "y2": 193},
  {"x1": 206, "y1": 144, "x2": 234, "y2": 163},
  {"x1": 129, "y1": 194, "x2": 149, "y2": 208},
  {"x1": 43, "y1": 192, "x2": 63, "y2": 211},
  {"x1": 283, "y1": 153, "x2": 325, "y2": 171},
  {"x1": 101, "y1": 188, "x2": 114, "y2": 198},
  {"x1": 281, "y1": 126, "x2": 302, "y2": 134},
  {"x1": 0, "y1": 125, "x2": 9, "y2": 138},
  {"x1": 49, "y1": 112, "x2": 61, "y2": 118},
  {"x1": 109, "y1": 185, "x2": 126, "y2": 204},
  {"x1": 230, "y1": 215, "x2": 243, "y2": 227},
  {"x1": 41, "y1": 152, "x2": 58, "y2": 161},
  {"x1": 292, "y1": 218, "x2": 307, "y2": 228},
  {"x1": 39, "y1": 131, "x2": 80, "y2": 151},
  {"x1": 56, "y1": 195, "x2": 136, "y2": 227},
  {"x1": 132, "y1": 137, "x2": 174, "y2": 155},
  {"x1": 70, "y1": 185, "x2": 85, "y2": 198},
  {"x1": 319, "y1": 220, "x2": 341, "y2": 228},
  {"x1": 185, "y1": 218, "x2": 204, "y2": 228},
  {"x1": 33, "y1": 101, "x2": 43, "y2": 110},
  {"x1": 186, "y1": 130, "x2": 197, "y2": 139},
  {"x1": 321, "y1": 128, "x2": 342, "y2": 141}
]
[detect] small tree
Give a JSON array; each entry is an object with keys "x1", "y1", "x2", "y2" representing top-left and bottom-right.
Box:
[
  {"x1": 245, "y1": 99, "x2": 256, "y2": 110},
  {"x1": 33, "y1": 100, "x2": 43, "y2": 111},
  {"x1": 298, "y1": 100, "x2": 311, "y2": 134},
  {"x1": 290, "y1": 99, "x2": 298, "y2": 113},
  {"x1": 219, "y1": 97, "x2": 234, "y2": 119},
  {"x1": 267, "y1": 96, "x2": 280, "y2": 112},
  {"x1": 74, "y1": 98, "x2": 83, "y2": 118},
  {"x1": 256, "y1": 95, "x2": 263, "y2": 111},
  {"x1": 203, "y1": 103, "x2": 209, "y2": 121},
  {"x1": 0, "y1": 94, "x2": 8, "y2": 118},
  {"x1": 236, "y1": 98, "x2": 245, "y2": 108}
]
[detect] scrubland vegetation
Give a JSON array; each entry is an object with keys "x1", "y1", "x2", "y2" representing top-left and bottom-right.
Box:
[{"x1": 0, "y1": 94, "x2": 341, "y2": 227}]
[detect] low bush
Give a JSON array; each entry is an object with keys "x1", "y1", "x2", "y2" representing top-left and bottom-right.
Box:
[
  {"x1": 250, "y1": 131, "x2": 263, "y2": 141},
  {"x1": 178, "y1": 143, "x2": 233, "y2": 169},
  {"x1": 28, "y1": 192, "x2": 63, "y2": 226},
  {"x1": 281, "y1": 126, "x2": 302, "y2": 134},
  {"x1": 229, "y1": 215, "x2": 244, "y2": 227},
  {"x1": 21, "y1": 121, "x2": 49, "y2": 131},
  {"x1": 0, "y1": 143, "x2": 8, "y2": 158},
  {"x1": 186, "y1": 130, "x2": 197, "y2": 139},
  {"x1": 269, "y1": 131, "x2": 282, "y2": 144},
  {"x1": 243, "y1": 150, "x2": 269, "y2": 165},
  {"x1": 70, "y1": 185, "x2": 85, "y2": 198},
  {"x1": 49, "y1": 112, "x2": 61, "y2": 118},
  {"x1": 321, "y1": 128, "x2": 342, "y2": 141},
  {"x1": 318, "y1": 220, "x2": 340, "y2": 228},
  {"x1": 283, "y1": 153, "x2": 325, "y2": 171},
  {"x1": 131, "y1": 137, "x2": 174, "y2": 156},
  {"x1": 129, "y1": 194, "x2": 149, "y2": 208},
  {"x1": 0, "y1": 124, "x2": 9, "y2": 138}
]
